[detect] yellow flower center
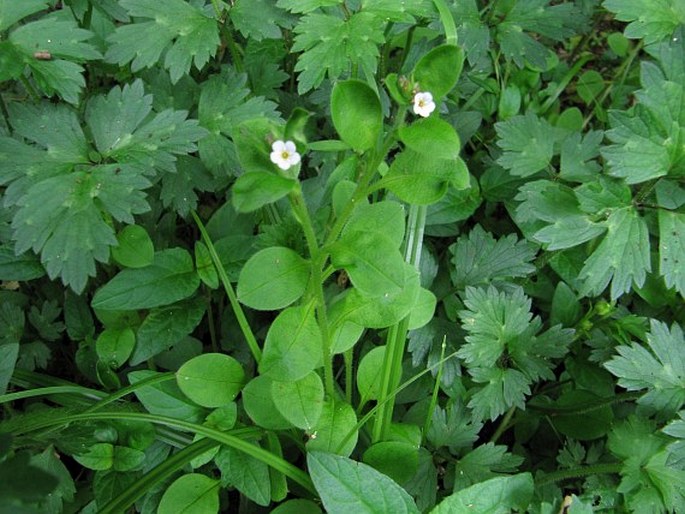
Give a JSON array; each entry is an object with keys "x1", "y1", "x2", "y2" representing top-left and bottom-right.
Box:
[{"x1": 281, "y1": 151, "x2": 290, "y2": 159}]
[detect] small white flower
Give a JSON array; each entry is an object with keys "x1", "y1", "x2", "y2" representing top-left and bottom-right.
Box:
[
  {"x1": 413, "y1": 91, "x2": 436, "y2": 118},
  {"x1": 270, "y1": 140, "x2": 301, "y2": 171}
]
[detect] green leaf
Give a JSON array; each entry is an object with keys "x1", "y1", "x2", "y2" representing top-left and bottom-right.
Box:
[
  {"x1": 0, "y1": 0, "x2": 48, "y2": 32},
  {"x1": 306, "y1": 400, "x2": 358, "y2": 457},
  {"x1": 307, "y1": 451, "x2": 420, "y2": 514},
  {"x1": 452, "y1": 443, "x2": 524, "y2": 491},
  {"x1": 0, "y1": 343, "x2": 19, "y2": 396},
  {"x1": 277, "y1": 0, "x2": 342, "y2": 13},
  {"x1": 331, "y1": 79, "x2": 383, "y2": 152},
  {"x1": 495, "y1": 112, "x2": 556, "y2": 177},
  {"x1": 86, "y1": 80, "x2": 207, "y2": 173},
  {"x1": 92, "y1": 248, "x2": 199, "y2": 311},
  {"x1": 579, "y1": 207, "x2": 651, "y2": 300},
  {"x1": 659, "y1": 209, "x2": 685, "y2": 295},
  {"x1": 448, "y1": 225, "x2": 537, "y2": 289},
  {"x1": 198, "y1": 70, "x2": 280, "y2": 173},
  {"x1": 343, "y1": 201, "x2": 406, "y2": 249},
  {"x1": 603, "y1": 0, "x2": 685, "y2": 43},
  {"x1": 271, "y1": 499, "x2": 323, "y2": 514},
  {"x1": 496, "y1": 0, "x2": 586, "y2": 69},
  {"x1": 356, "y1": 346, "x2": 386, "y2": 401},
  {"x1": 458, "y1": 286, "x2": 572, "y2": 420},
  {"x1": 74, "y1": 443, "x2": 114, "y2": 471},
  {"x1": 272, "y1": 371, "x2": 324, "y2": 430},
  {"x1": 431, "y1": 473, "x2": 534, "y2": 514},
  {"x1": 195, "y1": 241, "x2": 218, "y2": 289},
  {"x1": 129, "y1": 370, "x2": 205, "y2": 422},
  {"x1": 0, "y1": 244, "x2": 45, "y2": 281},
  {"x1": 335, "y1": 264, "x2": 421, "y2": 329},
  {"x1": 30, "y1": 446, "x2": 76, "y2": 513},
  {"x1": 292, "y1": 12, "x2": 384, "y2": 93},
  {"x1": 177, "y1": 353, "x2": 245, "y2": 408},
  {"x1": 158, "y1": 473, "x2": 219, "y2": 514},
  {"x1": 260, "y1": 305, "x2": 323, "y2": 381},
  {"x1": 552, "y1": 390, "x2": 615, "y2": 440},
  {"x1": 515, "y1": 180, "x2": 606, "y2": 250},
  {"x1": 7, "y1": 15, "x2": 101, "y2": 103},
  {"x1": 96, "y1": 328, "x2": 136, "y2": 369},
  {"x1": 106, "y1": 0, "x2": 220, "y2": 83},
  {"x1": 237, "y1": 246, "x2": 309, "y2": 310},
  {"x1": 605, "y1": 320, "x2": 685, "y2": 417},
  {"x1": 363, "y1": 441, "x2": 419, "y2": 485},
  {"x1": 242, "y1": 375, "x2": 294, "y2": 430},
  {"x1": 330, "y1": 231, "x2": 406, "y2": 297},
  {"x1": 231, "y1": 0, "x2": 293, "y2": 41},
  {"x1": 232, "y1": 172, "x2": 297, "y2": 213},
  {"x1": 412, "y1": 44, "x2": 464, "y2": 98},
  {"x1": 385, "y1": 150, "x2": 469, "y2": 205},
  {"x1": 399, "y1": 117, "x2": 461, "y2": 160},
  {"x1": 111, "y1": 225, "x2": 154, "y2": 269},
  {"x1": 361, "y1": 0, "x2": 435, "y2": 23},
  {"x1": 216, "y1": 445, "x2": 271, "y2": 506},
  {"x1": 131, "y1": 297, "x2": 206, "y2": 365}
]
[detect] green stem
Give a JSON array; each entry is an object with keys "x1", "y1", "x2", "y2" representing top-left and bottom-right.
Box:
[
  {"x1": 221, "y1": 11, "x2": 244, "y2": 72},
  {"x1": 527, "y1": 391, "x2": 641, "y2": 416},
  {"x1": 337, "y1": 350, "x2": 460, "y2": 454},
  {"x1": 535, "y1": 462, "x2": 622, "y2": 487},
  {"x1": 99, "y1": 438, "x2": 219, "y2": 514},
  {"x1": 0, "y1": 386, "x2": 100, "y2": 406},
  {"x1": 324, "y1": 109, "x2": 406, "y2": 249},
  {"x1": 10, "y1": 410, "x2": 316, "y2": 494},
  {"x1": 583, "y1": 40, "x2": 643, "y2": 129},
  {"x1": 538, "y1": 54, "x2": 593, "y2": 115},
  {"x1": 489, "y1": 406, "x2": 516, "y2": 444},
  {"x1": 344, "y1": 348, "x2": 354, "y2": 404},
  {"x1": 432, "y1": 0, "x2": 458, "y2": 45},
  {"x1": 288, "y1": 188, "x2": 336, "y2": 398},
  {"x1": 422, "y1": 337, "x2": 446, "y2": 444},
  {"x1": 373, "y1": 204, "x2": 427, "y2": 442},
  {"x1": 191, "y1": 210, "x2": 261, "y2": 363}
]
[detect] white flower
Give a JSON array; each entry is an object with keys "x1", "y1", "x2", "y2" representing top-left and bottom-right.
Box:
[
  {"x1": 413, "y1": 91, "x2": 436, "y2": 118},
  {"x1": 270, "y1": 140, "x2": 301, "y2": 171}
]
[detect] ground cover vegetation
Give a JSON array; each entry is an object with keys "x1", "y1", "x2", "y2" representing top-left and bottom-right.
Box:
[{"x1": 0, "y1": 0, "x2": 684, "y2": 512}]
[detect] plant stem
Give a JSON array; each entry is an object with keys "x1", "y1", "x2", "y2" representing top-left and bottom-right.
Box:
[
  {"x1": 423, "y1": 337, "x2": 446, "y2": 444},
  {"x1": 344, "y1": 348, "x2": 354, "y2": 404},
  {"x1": 191, "y1": 211, "x2": 261, "y2": 363},
  {"x1": 489, "y1": 406, "x2": 516, "y2": 444},
  {"x1": 373, "y1": 204, "x2": 427, "y2": 442},
  {"x1": 432, "y1": 0, "x2": 458, "y2": 45},
  {"x1": 536, "y1": 462, "x2": 623, "y2": 487},
  {"x1": 288, "y1": 187, "x2": 336, "y2": 398}
]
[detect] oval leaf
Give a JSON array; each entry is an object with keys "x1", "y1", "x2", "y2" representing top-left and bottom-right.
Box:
[
  {"x1": 271, "y1": 371, "x2": 324, "y2": 430},
  {"x1": 307, "y1": 451, "x2": 420, "y2": 514},
  {"x1": 242, "y1": 375, "x2": 294, "y2": 430},
  {"x1": 431, "y1": 473, "x2": 534, "y2": 514},
  {"x1": 413, "y1": 44, "x2": 464, "y2": 99},
  {"x1": 331, "y1": 80, "x2": 382, "y2": 152},
  {"x1": 259, "y1": 305, "x2": 323, "y2": 381},
  {"x1": 95, "y1": 327, "x2": 135, "y2": 369},
  {"x1": 92, "y1": 248, "x2": 199, "y2": 311},
  {"x1": 399, "y1": 117, "x2": 461, "y2": 160},
  {"x1": 158, "y1": 473, "x2": 219, "y2": 514},
  {"x1": 111, "y1": 224, "x2": 154, "y2": 268},
  {"x1": 237, "y1": 247, "x2": 310, "y2": 311},
  {"x1": 232, "y1": 172, "x2": 297, "y2": 213},
  {"x1": 306, "y1": 400, "x2": 358, "y2": 457},
  {"x1": 176, "y1": 353, "x2": 245, "y2": 408},
  {"x1": 385, "y1": 150, "x2": 469, "y2": 205}
]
